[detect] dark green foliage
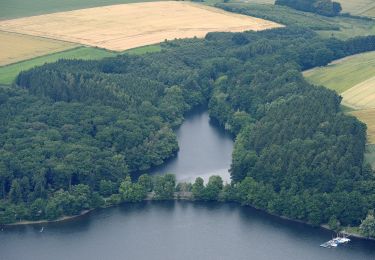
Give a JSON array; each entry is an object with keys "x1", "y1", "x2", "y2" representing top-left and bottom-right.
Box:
[
  {"x1": 275, "y1": 0, "x2": 342, "y2": 17},
  {"x1": 153, "y1": 174, "x2": 176, "y2": 200},
  {"x1": 1, "y1": 25, "x2": 375, "y2": 225},
  {"x1": 192, "y1": 177, "x2": 205, "y2": 200},
  {"x1": 138, "y1": 174, "x2": 153, "y2": 192}
]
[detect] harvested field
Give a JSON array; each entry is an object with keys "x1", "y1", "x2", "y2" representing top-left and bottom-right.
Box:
[
  {"x1": 0, "y1": 2, "x2": 282, "y2": 51},
  {"x1": 351, "y1": 109, "x2": 375, "y2": 144},
  {"x1": 363, "y1": 6, "x2": 375, "y2": 18},
  {"x1": 342, "y1": 76, "x2": 375, "y2": 110},
  {"x1": 0, "y1": 31, "x2": 76, "y2": 66}
]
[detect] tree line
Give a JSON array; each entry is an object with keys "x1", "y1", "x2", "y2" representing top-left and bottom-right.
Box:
[{"x1": 275, "y1": 0, "x2": 342, "y2": 17}]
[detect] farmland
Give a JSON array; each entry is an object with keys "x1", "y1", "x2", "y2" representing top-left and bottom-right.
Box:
[
  {"x1": 0, "y1": 0, "x2": 163, "y2": 20},
  {"x1": 351, "y1": 109, "x2": 375, "y2": 144},
  {"x1": 342, "y1": 76, "x2": 375, "y2": 110},
  {"x1": 0, "y1": 2, "x2": 282, "y2": 51},
  {"x1": 216, "y1": 2, "x2": 375, "y2": 40},
  {"x1": 0, "y1": 31, "x2": 76, "y2": 66},
  {"x1": 304, "y1": 51, "x2": 375, "y2": 145},
  {"x1": 303, "y1": 51, "x2": 375, "y2": 93}
]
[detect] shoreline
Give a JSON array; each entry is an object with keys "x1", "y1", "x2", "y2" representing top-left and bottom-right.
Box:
[
  {"x1": 3, "y1": 195, "x2": 375, "y2": 242},
  {"x1": 4, "y1": 209, "x2": 93, "y2": 226}
]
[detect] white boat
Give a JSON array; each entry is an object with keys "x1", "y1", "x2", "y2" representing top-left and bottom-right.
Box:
[
  {"x1": 333, "y1": 234, "x2": 351, "y2": 244},
  {"x1": 320, "y1": 233, "x2": 350, "y2": 248},
  {"x1": 40, "y1": 227, "x2": 44, "y2": 233}
]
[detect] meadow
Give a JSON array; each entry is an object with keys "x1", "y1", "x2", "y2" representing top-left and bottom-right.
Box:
[
  {"x1": 0, "y1": 0, "x2": 163, "y2": 20},
  {"x1": 0, "y1": 31, "x2": 76, "y2": 66},
  {"x1": 216, "y1": 2, "x2": 375, "y2": 40},
  {"x1": 0, "y1": 2, "x2": 281, "y2": 51},
  {"x1": 303, "y1": 51, "x2": 375, "y2": 93}
]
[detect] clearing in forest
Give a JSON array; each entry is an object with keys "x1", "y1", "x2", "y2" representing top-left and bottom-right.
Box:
[
  {"x1": 0, "y1": 31, "x2": 76, "y2": 66},
  {"x1": 0, "y1": 1, "x2": 282, "y2": 51}
]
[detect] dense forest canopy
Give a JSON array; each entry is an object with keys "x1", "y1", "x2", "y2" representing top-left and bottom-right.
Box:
[
  {"x1": 1, "y1": 25, "x2": 375, "y2": 227},
  {"x1": 275, "y1": 0, "x2": 342, "y2": 17}
]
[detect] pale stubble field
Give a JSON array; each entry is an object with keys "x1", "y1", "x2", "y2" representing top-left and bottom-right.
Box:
[{"x1": 0, "y1": 1, "x2": 282, "y2": 51}]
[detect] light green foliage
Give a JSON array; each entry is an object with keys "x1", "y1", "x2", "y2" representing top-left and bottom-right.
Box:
[
  {"x1": 204, "y1": 175, "x2": 224, "y2": 201},
  {"x1": 360, "y1": 214, "x2": 375, "y2": 238},
  {"x1": 119, "y1": 176, "x2": 146, "y2": 202},
  {"x1": 153, "y1": 174, "x2": 176, "y2": 200}
]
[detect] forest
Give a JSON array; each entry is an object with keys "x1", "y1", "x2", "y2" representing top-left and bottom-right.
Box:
[
  {"x1": 275, "y1": 0, "x2": 342, "y2": 17},
  {"x1": 1, "y1": 26, "x2": 375, "y2": 233}
]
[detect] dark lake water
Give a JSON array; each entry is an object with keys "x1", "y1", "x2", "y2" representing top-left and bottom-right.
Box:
[{"x1": 1, "y1": 108, "x2": 375, "y2": 260}]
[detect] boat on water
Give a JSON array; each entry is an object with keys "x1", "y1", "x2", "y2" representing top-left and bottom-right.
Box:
[
  {"x1": 320, "y1": 240, "x2": 338, "y2": 248},
  {"x1": 320, "y1": 233, "x2": 350, "y2": 248}
]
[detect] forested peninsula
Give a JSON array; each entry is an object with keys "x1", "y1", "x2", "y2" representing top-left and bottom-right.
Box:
[{"x1": 1, "y1": 26, "x2": 375, "y2": 237}]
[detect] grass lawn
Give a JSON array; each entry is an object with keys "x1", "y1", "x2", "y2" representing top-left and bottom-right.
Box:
[
  {"x1": 303, "y1": 51, "x2": 375, "y2": 94},
  {"x1": 0, "y1": 44, "x2": 161, "y2": 85},
  {"x1": 0, "y1": 0, "x2": 165, "y2": 20}
]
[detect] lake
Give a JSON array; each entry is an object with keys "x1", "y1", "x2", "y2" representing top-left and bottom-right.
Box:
[{"x1": 1, "y1": 108, "x2": 375, "y2": 260}]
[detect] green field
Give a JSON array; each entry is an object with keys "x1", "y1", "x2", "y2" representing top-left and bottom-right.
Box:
[
  {"x1": 336, "y1": 0, "x2": 375, "y2": 16},
  {"x1": 0, "y1": 0, "x2": 164, "y2": 20},
  {"x1": 303, "y1": 51, "x2": 375, "y2": 93},
  {"x1": 0, "y1": 44, "x2": 161, "y2": 85},
  {"x1": 215, "y1": 2, "x2": 375, "y2": 40},
  {"x1": 317, "y1": 16, "x2": 375, "y2": 40}
]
